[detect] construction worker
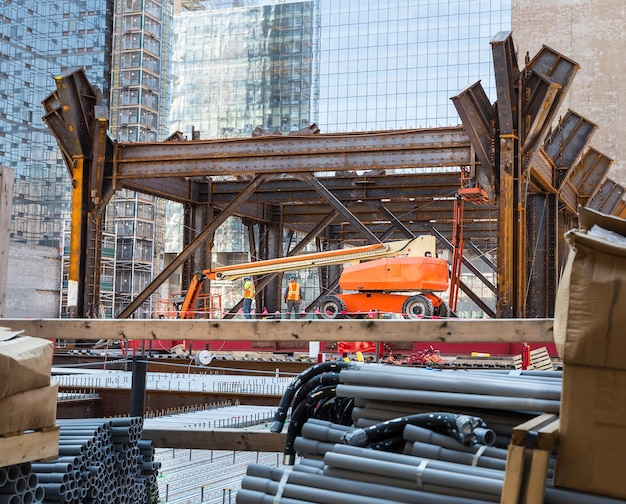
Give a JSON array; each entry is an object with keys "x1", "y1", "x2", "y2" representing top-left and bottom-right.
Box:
[
  {"x1": 284, "y1": 275, "x2": 303, "y2": 319},
  {"x1": 242, "y1": 276, "x2": 255, "y2": 320}
]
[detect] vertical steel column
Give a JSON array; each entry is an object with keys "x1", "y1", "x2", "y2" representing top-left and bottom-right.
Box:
[
  {"x1": 130, "y1": 356, "x2": 148, "y2": 418},
  {"x1": 491, "y1": 32, "x2": 520, "y2": 317},
  {"x1": 68, "y1": 157, "x2": 87, "y2": 319}
]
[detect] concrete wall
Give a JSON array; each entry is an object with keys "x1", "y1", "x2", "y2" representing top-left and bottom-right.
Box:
[
  {"x1": 513, "y1": 0, "x2": 626, "y2": 186},
  {"x1": 4, "y1": 243, "x2": 61, "y2": 318}
]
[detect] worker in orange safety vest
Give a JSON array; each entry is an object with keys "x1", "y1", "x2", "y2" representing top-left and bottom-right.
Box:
[
  {"x1": 242, "y1": 276, "x2": 255, "y2": 319},
  {"x1": 283, "y1": 275, "x2": 303, "y2": 319}
]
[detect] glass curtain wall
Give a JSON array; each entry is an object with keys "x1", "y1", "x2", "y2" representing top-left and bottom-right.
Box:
[
  {"x1": 0, "y1": 1, "x2": 112, "y2": 247},
  {"x1": 319, "y1": 0, "x2": 511, "y2": 132}
]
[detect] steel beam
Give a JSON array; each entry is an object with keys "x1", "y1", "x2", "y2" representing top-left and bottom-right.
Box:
[
  {"x1": 114, "y1": 127, "x2": 472, "y2": 178},
  {"x1": 565, "y1": 147, "x2": 614, "y2": 204},
  {"x1": 117, "y1": 174, "x2": 275, "y2": 318},
  {"x1": 588, "y1": 179, "x2": 626, "y2": 214},
  {"x1": 297, "y1": 172, "x2": 380, "y2": 244},
  {"x1": 523, "y1": 46, "x2": 580, "y2": 165},
  {"x1": 451, "y1": 81, "x2": 497, "y2": 199},
  {"x1": 544, "y1": 110, "x2": 597, "y2": 188}
]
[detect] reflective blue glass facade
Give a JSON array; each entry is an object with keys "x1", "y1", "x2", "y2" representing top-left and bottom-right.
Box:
[
  {"x1": 0, "y1": 0, "x2": 112, "y2": 246},
  {"x1": 170, "y1": 0, "x2": 319, "y2": 139},
  {"x1": 319, "y1": 0, "x2": 511, "y2": 132}
]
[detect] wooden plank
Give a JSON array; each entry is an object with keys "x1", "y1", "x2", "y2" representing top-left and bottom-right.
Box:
[
  {"x1": 505, "y1": 414, "x2": 559, "y2": 504},
  {"x1": 513, "y1": 346, "x2": 554, "y2": 371},
  {"x1": 0, "y1": 318, "x2": 556, "y2": 344},
  {"x1": 0, "y1": 427, "x2": 60, "y2": 467},
  {"x1": 511, "y1": 413, "x2": 557, "y2": 446},
  {"x1": 500, "y1": 444, "x2": 525, "y2": 504},
  {"x1": 141, "y1": 427, "x2": 286, "y2": 453}
]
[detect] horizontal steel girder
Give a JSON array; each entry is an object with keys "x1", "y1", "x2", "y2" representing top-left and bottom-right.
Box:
[
  {"x1": 114, "y1": 127, "x2": 472, "y2": 178},
  {"x1": 209, "y1": 172, "x2": 464, "y2": 204}
]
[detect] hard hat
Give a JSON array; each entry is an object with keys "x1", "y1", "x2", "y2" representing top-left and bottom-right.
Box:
[
  {"x1": 243, "y1": 276, "x2": 251, "y2": 281},
  {"x1": 289, "y1": 275, "x2": 296, "y2": 279}
]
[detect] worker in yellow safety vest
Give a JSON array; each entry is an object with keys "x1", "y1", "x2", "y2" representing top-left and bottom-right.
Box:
[
  {"x1": 242, "y1": 276, "x2": 255, "y2": 319},
  {"x1": 283, "y1": 275, "x2": 303, "y2": 319}
]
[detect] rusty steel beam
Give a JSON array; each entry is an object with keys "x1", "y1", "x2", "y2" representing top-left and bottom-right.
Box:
[
  {"x1": 522, "y1": 46, "x2": 580, "y2": 166},
  {"x1": 114, "y1": 127, "x2": 472, "y2": 178},
  {"x1": 544, "y1": 110, "x2": 597, "y2": 188},
  {"x1": 297, "y1": 172, "x2": 380, "y2": 244},
  {"x1": 588, "y1": 179, "x2": 626, "y2": 214},
  {"x1": 491, "y1": 32, "x2": 520, "y2": 318},
  {"x1": 423, "y1": 222, "x2": 497, "y2": 295},
  {"x1": 117, "y1": 174, "x2": 276, "y2": 318},
  {"x1": 451, "y1": 81, "x2": 497, "y2": 199},
  {"x1": 490, "y1": 31, "x2": 519, "y2": 136},
  {"x1": 565, "y1": 147, "x2": 614, "y2": 204}
]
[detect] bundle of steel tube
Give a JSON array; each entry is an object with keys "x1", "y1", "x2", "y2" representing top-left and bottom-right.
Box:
[
  {"x1": 0, "y1": 463, "x2": 45, "y2": 504},
  {"x1": 252, "y1": 364, "x2": 626, "y2": 502},
  {"x1": 239, "y1": 417, "x2": 626, "y2": 504},
  {"x1": 0, "y1": 417, "x2": 163, "y2": 504}
]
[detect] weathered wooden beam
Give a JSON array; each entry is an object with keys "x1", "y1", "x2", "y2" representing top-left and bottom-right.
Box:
[
  {"x1": 142, "y1": 427, "x2": 286, "y2": 452},
  {"x1": 1, "y1": 318, "x2": 555, "y2": 344}
]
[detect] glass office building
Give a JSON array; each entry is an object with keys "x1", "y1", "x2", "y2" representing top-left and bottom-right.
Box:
[
  {"x1": 170, "y1": 0, "x2": 319, "y2": 139},
  {"x1": 319, "y1": 0, "x2": 511, "y2": 132},
  {"x1": 0, "y1": 0, "x2": 112, "y2": 246}
]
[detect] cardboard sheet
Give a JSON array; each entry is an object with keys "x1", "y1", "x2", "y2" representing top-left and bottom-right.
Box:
[{"x1": 0, "y1": 330, "x2": 52, "y2": 399}]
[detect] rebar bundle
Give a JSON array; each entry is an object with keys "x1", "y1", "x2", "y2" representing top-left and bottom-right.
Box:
[{"x1": 0, "y1": 417, "x2": 160, "y2": 504}]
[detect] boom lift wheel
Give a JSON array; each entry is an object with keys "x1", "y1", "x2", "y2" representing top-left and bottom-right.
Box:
[
  {"x1": 317, "y1": 295, "x2": 346, "y2": 319},
  {"x1": 402, "y1": 295, "x2": 433, "y2": 318}
]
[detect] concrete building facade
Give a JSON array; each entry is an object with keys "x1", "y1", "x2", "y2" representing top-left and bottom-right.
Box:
[{"x1": 513, "y1": 0, "x2": 625, "y2": 186}]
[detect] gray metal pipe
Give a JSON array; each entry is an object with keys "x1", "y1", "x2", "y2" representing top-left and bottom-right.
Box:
[
  {"x1": 407, "y1": 441, "x2": 507, "y2": 471},
  {"x1": 236, "y1": 488, "x2": 311, "y2": 504},
  {"x1": 331, "y1": 443, "x2": 503, "y2": 479},
  {"x1": 241, "y1": 473, "x2": 399, "y2": 504},
  {"x1": 322, "y1": 465, "x2": 499, "y2": 502},
  {"x1": 246, "y1": 462, "x2": 492, "y2": 504},
  {"x1": 0, "y1": 494, "x2": 20, "y2": 504},
  {"x1": 339, "y1": 368, "x2": 561, "y2": 400},
  {"x1": 336, "y1": 384, "x2": 560, "y2": 413}
]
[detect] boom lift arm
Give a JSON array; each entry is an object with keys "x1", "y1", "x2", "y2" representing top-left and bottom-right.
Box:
[{"x1": 178, "y1": 237, "x2": 436, "y2": 319}]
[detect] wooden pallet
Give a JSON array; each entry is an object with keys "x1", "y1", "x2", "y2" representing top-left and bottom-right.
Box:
[
  {"x1": 500, "y1": 413, "x2": 559, "y2": 504},
  {"x1": 512, "y1": 347, "x2": 554, "y2": 371},
  {"x1": 0, "y1": 426, "x2": 60, "y2": 468}
]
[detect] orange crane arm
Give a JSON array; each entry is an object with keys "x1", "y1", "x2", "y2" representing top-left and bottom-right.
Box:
[{"x1": 178, "y1": 236, "x2": 436, "y2": 318}]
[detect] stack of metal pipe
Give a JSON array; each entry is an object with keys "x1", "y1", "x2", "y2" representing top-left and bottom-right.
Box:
[
  {"x1": 245, "y1": 364, "x2": 625, "y2": 503},
  {"x1": 0, "y1": 417, "x2": 162, "y2": 504},
  {"x1": 0, "y1": 463, "x2": 45, "y2": 504}
]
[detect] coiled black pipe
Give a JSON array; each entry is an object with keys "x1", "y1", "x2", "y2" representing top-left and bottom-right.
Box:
[
  {"x1": 284, "y1": 385, "x2": 339, "y2": 465},
  {"x1": 342, "y1": 412, "x2": 496, "y2": 448},
  {"x1": 270, "y1": 361, "x2": 355, "y2": 433}
]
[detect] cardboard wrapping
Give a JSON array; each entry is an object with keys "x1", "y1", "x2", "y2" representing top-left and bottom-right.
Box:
[
  {"x1": 555, "y1": 366, "x2": 626, "y2": 499},
  {"x1": 553, "y1": 206, "x2": 626, "y2": 499},
  {"x1": 554, "y1": 206, "x2": 626, "y2": 369},
  {"x1": 0, "y1": 381, "x2": 58, "y2": 436},
  {"x1": 0, "y1": 331, "x2": 53, "y2": 399}
]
